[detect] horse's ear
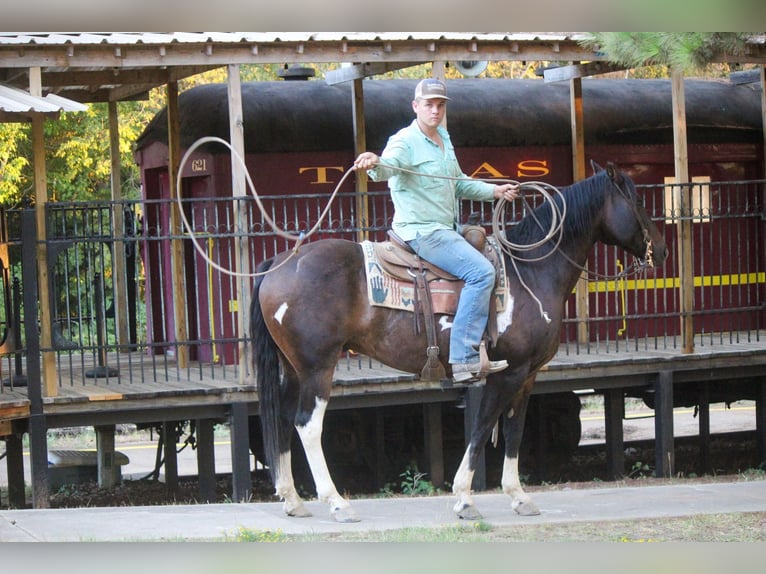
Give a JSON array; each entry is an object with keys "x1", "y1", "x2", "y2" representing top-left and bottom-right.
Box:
[
  {"x1": 590, "y1": 159, "x2": 603, "y2": 174},
  {"x1": 605, "y1": 161, "x2": 621, "y2": 183}
]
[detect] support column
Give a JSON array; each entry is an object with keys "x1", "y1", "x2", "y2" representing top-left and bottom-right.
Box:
[
  {"x1": 162, "y1": 421, "x2": 179, "y2": 496},
  {"x1": 654, "y1": 371, "x2": 675, "y2": 478},
  {"x1": 5, "y1": 432, "x2": 26, "y2": 508},
  {"x1": 463, "y1": 387, "x2": 486, "y2": 491},
  {"x1": 229, "y1": 402, "x2": 252, "y2": 502},
  {"x1": 697, "y1": 383, "x2": 711, "y2": 474},
  {"x1": 756, "y1": 377, "x2": 766, "y2": 464},
  {"x1": 423, "y1": 403, "x2": 444, "y2": 488},
  {"x1": 196, "y1": 418, "x2": 217, "y2": 503},
  {"x1": 96, "y1": 425, "x2": 118, "y2": 488},
  {"x1": 603, "y1": 389, "x2": 625, "y2": 479}
]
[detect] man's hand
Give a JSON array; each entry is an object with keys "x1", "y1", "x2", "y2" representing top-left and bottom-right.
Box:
[
  {"x1": 493, "y1": 183, "x2": 520, "y2": 201},
  {"x1": 354, "y1": 152, "x2": 379, "y2": 171}
]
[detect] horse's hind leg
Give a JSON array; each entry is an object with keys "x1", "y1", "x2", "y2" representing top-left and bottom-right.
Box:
[
  {"x1": 270, "y1": 369, "x2": 312, "y2": 518},
  {"x1": 295, "y1": 370, "x2": 360, "y2": 523}
]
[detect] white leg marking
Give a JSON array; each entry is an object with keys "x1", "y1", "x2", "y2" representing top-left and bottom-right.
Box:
[
  {"x1": 273, "y1": 451, "x2": 308, "y2": 515},
  {"x1": 451, "y1": 449, "x2": 475, "y2": 513},
  {"x1": 501, "y1": 455, "x2": 531, "y2": 510},
  {"x1": 297, "y1": 398, "x2": 354, "y2": 517},
  {"x1": 439, "y1": 316, "x2": 453, "y2": 332},
  {"x1": 496, "y1": 294, "x2": 515, "y2": 335},
  {"x1": 274, "y1": 302, "x2": 288, "y2": 324}
]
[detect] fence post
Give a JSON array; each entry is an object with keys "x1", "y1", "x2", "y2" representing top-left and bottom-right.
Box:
[{"x1": 21, "y1": 209, "x2": 50, "y2": 507}]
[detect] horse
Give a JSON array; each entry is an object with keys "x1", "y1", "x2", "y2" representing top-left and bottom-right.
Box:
[{"x1": 249, "y1": 162, "x2": 668, "y2": 522}]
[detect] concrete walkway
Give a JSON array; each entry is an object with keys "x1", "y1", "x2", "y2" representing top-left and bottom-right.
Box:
[{"x1": 1, "y1": 479, "x2": 764, "y2": 541}]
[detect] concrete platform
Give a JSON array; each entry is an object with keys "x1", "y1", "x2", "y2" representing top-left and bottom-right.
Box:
[{"x1": 1, "y1": 479, "x2": 764, "y2": 541}]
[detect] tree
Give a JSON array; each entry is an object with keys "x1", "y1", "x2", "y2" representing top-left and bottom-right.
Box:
[{"x1": 579, "y1": 32, "x2": 759, "y2": 73}]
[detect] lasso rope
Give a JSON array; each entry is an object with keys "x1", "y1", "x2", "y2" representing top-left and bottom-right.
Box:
[
  {"x1": 177, "y1": 136, "x2": 355, "y2": 277},
  {"x1": 176, "y1": 137, "x2": 567, "y2": 319}
]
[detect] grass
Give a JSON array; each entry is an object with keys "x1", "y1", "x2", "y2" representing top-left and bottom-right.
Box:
[{"x1": 226, "y1": 511, "x2": 766, "y2": 542}]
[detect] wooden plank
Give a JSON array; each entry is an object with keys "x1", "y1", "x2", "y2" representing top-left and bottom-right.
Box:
[
  {"x1": 0, "y1": 403, "x2": 30, "y2": 420},
  {"x1": 325, "y1": 62, "x2": 420, "y2": 85},
  {"x1": 543, "y1": 61, "x2": 627, "y2": 82}
]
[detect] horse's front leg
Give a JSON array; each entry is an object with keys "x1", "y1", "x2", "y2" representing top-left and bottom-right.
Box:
[
  {"x1": 296, "y1": 394, "x2": 360, "y2": 523},
  {"x1": 451, "y1": 383, "x2": 509, "y2": 520},
  {"x1": 501, "y1": 391, "x2": 540, "y2": 516}
]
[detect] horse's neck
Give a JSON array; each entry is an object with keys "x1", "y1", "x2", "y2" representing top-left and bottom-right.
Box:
[{"x1": 513, "y1": 235, "x2": 596, "y2": 301}]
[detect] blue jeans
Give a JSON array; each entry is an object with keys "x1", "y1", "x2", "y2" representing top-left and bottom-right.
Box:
[{"x1": 408, "y1": 229, "x2": 495, "y2": 364}]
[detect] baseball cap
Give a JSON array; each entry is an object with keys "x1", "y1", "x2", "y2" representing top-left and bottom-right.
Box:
[{"x1": 414, "y1": 79, "x2": 449, "y2": 100}]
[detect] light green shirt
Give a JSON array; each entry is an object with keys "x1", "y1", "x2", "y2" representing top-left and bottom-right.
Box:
[{"x1": 368, "y1": 120, "x2": 495, "y2": 241}]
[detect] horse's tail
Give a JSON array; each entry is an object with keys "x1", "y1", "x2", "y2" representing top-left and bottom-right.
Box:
[{"x1": 250, "y1": 258, "x2": 283, "y2": 485}]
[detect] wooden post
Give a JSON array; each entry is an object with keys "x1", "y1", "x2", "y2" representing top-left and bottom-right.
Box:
[
  {"x1": 196, "y1": 418, "x2": 217, "y2": 503},
  {"x1": 570, "y1": 75, "x2": 589, "y2": 345},
  {"x1": 108, "y1": 100, "x2": 130, "y2": 350},
  {"x1": 761, "y1": 65, "x2": 766, "y2": 180},
  {"x1": 227, "y1": 65, "x2": 251, "y2": 382},
  {"x1": 352, "y1": 78, "x2": 369, "y2": 242},
  {"x1": 671, "y1": 69, "x2": 694, "y2": 354},
  {"x1": 603, "y1": 388, "x2": 625, "y2": 479},
  {"x1": 229, "y1": 402, "x2": 252, "y2": 502},
  {"x1": 423, "y1": 403, "x2": 444, "y2": 488},
  {"x1": 96, "y1": 425, "x2": 118, "y2": 488},
  {"x1": 167, "y1": 81, "x2": 189, "y2": 368},
  {"x1": 5, "y1": 431, "x2": 26, "y2": 507},
  {"x1": 29, "y1": 67, "x2": 56, "y2": 397},
  {"x1": 654, "y1": 371, "x2": 675, "y2": 478},
  {"x1": 162, "y1": 421, "x2": 179, "y2": 497}
]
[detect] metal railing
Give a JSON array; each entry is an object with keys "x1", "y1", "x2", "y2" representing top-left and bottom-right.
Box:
[{"x1": 0, "y1": 179, "x2": 763, "y2": 393}]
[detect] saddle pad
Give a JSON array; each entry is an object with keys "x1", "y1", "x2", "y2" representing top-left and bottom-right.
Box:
[{"x1": 361, "y1": 240, "x2": 508, "y2": 314}]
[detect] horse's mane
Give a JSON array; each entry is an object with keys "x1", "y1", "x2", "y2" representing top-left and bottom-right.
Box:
[{"x1": 507, "y1": 170, "x2": 613, "y2": 248}]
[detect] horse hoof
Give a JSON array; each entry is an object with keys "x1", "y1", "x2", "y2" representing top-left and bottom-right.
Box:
[
  {"x1": 285, "y1": 503, "x2": 313, "y2": 518},
  {"x1": 332, "y1": 506, "x2": 361, "y2": 523},
  {"x1": 456, "y1": 504, "x2": 483, "y2": 521},
  {"x1": 514, "y1": 500, "x2": 540, "y2": 516}
]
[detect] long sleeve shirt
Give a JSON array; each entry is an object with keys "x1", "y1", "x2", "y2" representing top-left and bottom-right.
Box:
[{"x1": 367, "y1": 120, "x2": 495, "y2": 241}]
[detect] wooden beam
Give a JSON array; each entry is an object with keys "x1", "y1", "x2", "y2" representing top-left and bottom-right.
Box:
[
  {"x1": 167, "y1": 81, "x2": 189, "y2": 368},
  {"x1": 352, "y1": 78, "x2": 369, "y2": 242},
  {"x1": 671, "y1": 69, "x2": 694, "y2": 354},
  {"x1": 109, "y1": 100, "x2": 129, "y2": 350},
  {"x1": 227, "y1": 64, "x2": 251, "y2": 383},
  {"x1": 0, "y1": 42, "x2": 605, "y2": 70},
  {"x1": 544, "y1": 60, "x2": 627, "y2": 82},
  {"x1": 570, "y1": 76, "x2": 588, "y2": 345},
  {"x1": 325, "y1": 61, "x2": 420, "y2": 85},
  {"x1": 30, "y1": 67, "x2": 57, "y2": 397}
]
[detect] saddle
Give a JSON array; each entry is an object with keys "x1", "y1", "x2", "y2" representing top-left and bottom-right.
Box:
[{"x1": 371, "y1": 225, "x2": 504, "y2": 382}]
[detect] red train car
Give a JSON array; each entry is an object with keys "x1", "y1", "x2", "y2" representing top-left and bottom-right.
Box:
[{"x1": 134, "y1": 77, "x2": 764, "y2": 365}]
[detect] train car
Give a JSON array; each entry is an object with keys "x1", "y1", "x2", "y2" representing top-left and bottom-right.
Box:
[{"x1": 134, "y1": 76, "x2": 764, "y2": 364}]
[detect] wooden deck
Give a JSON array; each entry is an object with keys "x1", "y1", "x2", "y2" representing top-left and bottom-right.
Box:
[{"x1": 2, "y1": 332, "x2": 765, "y2": 429}]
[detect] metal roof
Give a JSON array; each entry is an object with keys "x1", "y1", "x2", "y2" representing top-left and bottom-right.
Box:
[
  {"x1": 0, "y1": 33, "x2": 764, "y2": 105},
  {"x1": 0, "y1": 83, "x2": 87, "y2": 121}
]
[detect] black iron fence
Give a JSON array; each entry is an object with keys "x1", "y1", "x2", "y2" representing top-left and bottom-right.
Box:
[{"x1": 0, "y1": 179, "x2": 764, "y2": 393}]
